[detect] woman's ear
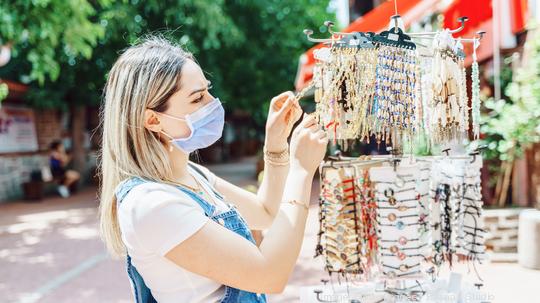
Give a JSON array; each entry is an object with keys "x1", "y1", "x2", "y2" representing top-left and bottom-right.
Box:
[{"x1": 143, "y1": 109, "x2": 162, "y2": 133}]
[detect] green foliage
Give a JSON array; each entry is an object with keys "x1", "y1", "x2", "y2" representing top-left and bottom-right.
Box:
[
  {"x1": 0, "y1": 82, "x2": 7, "y2": 103},
  {"x1": 0, "y1": 0, "x2": 107, "y2": 85},
  {"x1": 480, "y1": 22, "x2": 540, "y2": 161},
  {"x1": 1, "y1": 0, "x2": 332, "y2": 123}
]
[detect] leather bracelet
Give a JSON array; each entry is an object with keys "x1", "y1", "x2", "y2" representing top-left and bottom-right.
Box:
[{"x1": 283, "y1": 199, "x2": 309, "y2": 211}]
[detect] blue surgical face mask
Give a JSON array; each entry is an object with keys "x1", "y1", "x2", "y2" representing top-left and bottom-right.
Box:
[{"x1": 158, "y1": 97, "x2": 225, "y2": 153}]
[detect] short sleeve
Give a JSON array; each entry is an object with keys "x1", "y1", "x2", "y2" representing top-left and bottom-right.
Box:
[
  {"x1": 125, "y1": 183, "x2": 210, "y2": 256},
  {"x1": 189, "y1": 162, "x2": 217, "y2": 187}
]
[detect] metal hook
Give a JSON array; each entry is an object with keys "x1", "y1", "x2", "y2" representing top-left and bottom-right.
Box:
[
  {"x1": 476, "y1": 30, "x2": 486, "y2": 40},
  {"x1": 304, "y1": 29, "x2": 334, "y2": 43},
  {"x1": 450, "y1": 16, "x2": 469, "y2": 34},
  {"x1": 475, "y1": 144, "x2": 487, "y2": 153},
  {"x1": 469, "y1": 152, "x2": 479, "y2": 163},
  {"x1": 409, "y1": 16, "x2": 468, "y2": 37},
  {"x1": 314, "y1": 289, "x2": 335, "y2": 302},
  {"x1": 324, "y1": 20, "x2": 349, "y2": 37},
  {"x1": 391, "y1": 14, "x2": 401, "y2": 33},
  {"x1": 442, "y1": 148, "x2": 450, "y2": 156}
]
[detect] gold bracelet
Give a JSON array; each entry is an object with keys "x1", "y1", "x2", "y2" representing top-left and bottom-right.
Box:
[
  {"x1": 264, "y1": 156, "x2": 290, "y2": 166},
  {"x1": 263, "y1": 145, "x2": 289, "y2": 160},
  {"x1": 283, "y1": 199, "x2": 309, "y2": 211}
]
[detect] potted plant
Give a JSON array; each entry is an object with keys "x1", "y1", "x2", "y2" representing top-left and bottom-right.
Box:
[{"x1": 22, "y1": 169, "x2": 44, "y2": 201}]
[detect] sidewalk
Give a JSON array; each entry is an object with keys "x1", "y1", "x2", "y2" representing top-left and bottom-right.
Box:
[{"x1": 0, "y1": 158, "x2": 538, "y2": 302}]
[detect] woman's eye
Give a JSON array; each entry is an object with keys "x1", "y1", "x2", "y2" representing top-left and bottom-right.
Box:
[{"x1": 193, "y1": 95, "x2": 204, "y2": 103}]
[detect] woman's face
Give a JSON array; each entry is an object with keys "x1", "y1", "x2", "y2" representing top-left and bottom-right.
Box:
[{"x1": 146, "y1": 59, "x2": 214, "y2": 139}]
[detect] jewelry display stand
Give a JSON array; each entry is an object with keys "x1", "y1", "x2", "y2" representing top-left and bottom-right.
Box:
[{"x1": 303, "y1": 8, "x2": 489, "y2": 301}]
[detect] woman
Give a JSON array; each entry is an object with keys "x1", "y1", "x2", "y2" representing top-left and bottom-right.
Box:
[
  {"x1": 99, "y1": 37, "x2": 328, "y2": 303},
  {"x1": 49, "y1": 140, "x2": 81, "y2": 198}
]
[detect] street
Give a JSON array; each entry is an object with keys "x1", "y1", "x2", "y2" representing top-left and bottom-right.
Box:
[{"x1": 1, "y1": 158, "x2": 539, "y2": 303}]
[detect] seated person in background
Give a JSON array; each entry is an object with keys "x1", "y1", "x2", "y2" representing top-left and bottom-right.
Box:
[{"x1": 49, "y1": 140, "x2": 81, "y2": 198}]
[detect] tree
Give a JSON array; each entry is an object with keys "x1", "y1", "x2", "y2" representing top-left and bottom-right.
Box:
[
  {"x1": 2, "y1": 0, "x2": 332, "y2": 117},
  {"x1": 0, "y1": 0, "x2": 332, "y2": 171},
  {"x1": 0, "y1": 0, "x2": 107, "y2": 85},
  {"x1": 480, "y1": 21, "x2": 540, "y2": 206}
]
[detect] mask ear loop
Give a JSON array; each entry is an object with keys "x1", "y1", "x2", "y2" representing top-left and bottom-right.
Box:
[
  {"x1": 159, "y1": 130, "x2": 175, "y2": 152},
  {"x1": 154, "y1": 111, "x2": 190, "y2": 152}
]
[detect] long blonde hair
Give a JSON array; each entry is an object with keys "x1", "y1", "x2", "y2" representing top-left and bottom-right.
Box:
[{"x1": 98, "y1": 36, "x2": 193, "y2": 257}]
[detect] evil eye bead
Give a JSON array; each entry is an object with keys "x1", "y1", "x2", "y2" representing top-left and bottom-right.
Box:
[
  {"x1": 390, "y1": 245, "x2": 399, "y2": 254},
  {"x1": 396, "y1": 221, "x2": 405, "y2": 230},
  {"x1": 388, "y1": 213, "x2": 397, "y2": 222},
  {"x1": 398, "y1": 236, "x2": 408, "y2": 245}
]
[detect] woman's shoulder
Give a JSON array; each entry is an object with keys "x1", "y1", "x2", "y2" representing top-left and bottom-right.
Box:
[
  {"x1": 116, "y1": 180, "x2": 211, "y2": 257},
  {"x1": 118, "y1": 179, "x2": 197, "y2": 211}
]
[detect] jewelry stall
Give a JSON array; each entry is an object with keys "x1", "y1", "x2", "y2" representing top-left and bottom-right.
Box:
[{"x1": 297, "y1": 6, "x2": 492, "y2": 302}]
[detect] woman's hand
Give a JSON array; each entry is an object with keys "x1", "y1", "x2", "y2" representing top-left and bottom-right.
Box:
[
  {"x1": 264, "y1": 91, "x2": 302, "y2": 152},
  {"x1": 289, "y1": 113, "x2": 328, "y2": 175}
]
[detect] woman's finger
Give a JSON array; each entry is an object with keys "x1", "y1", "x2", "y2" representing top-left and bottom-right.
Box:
[
  {"x1": 271, "y1": 91, "x2": 294, "y2": 111},
  {"x1": 307, "y1": 123, "x2": 320, "y2": 132},
  {"x1": 292, "y1": 102, "x2": 303, "y2": 124},
  {"x1": 302, "y1": 115, "x2": 317, "y2": 129},
  {"x1": 277, "y1": 97, "x2": 295, "y2": 116}
]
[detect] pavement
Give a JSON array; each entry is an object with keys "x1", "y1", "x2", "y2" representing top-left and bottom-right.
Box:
[{"x1": 1, "y1": 157, "x2": 539, "y2": 303}]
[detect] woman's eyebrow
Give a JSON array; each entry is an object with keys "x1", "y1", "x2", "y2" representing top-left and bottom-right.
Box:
[{"x1": 188, "y1": 81, "x2": 212, "y2": 97}]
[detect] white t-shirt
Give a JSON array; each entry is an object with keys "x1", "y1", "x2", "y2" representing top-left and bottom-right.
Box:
[{"x1": 117, "y1": 163, "x2": 231, "y2": 303}]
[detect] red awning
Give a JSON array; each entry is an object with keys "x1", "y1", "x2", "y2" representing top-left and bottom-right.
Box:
[
  {"x1": 444, "y1": 0, "x2": 527, "y2": 35},
  {"x1": 295, "y1": 0, "x2": 424, "y2": 91},
  {"x1": 443, "y1": 0, "x2": 528, "y2": 66},
  {"x1": 295, "y1": 0, "x2": 530, "y2": 90}
]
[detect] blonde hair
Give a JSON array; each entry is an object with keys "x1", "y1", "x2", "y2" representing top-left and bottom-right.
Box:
[{"x1": 98, "y1": 36, "x2": 194, "y2": 257}]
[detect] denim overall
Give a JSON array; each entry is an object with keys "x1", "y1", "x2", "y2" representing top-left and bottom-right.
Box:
[{"x1": 115, "y1": 164, "x2": 267, "y2": 303}]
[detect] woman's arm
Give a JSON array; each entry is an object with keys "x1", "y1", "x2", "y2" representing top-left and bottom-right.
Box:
[
  {"x1": 165, "y1": 114, "x2": 327, "y2": 294},
  {"x1": 214, "y1": 92, "x2": 301, "y2": 230},
  {"x1": 213, "y1": 159, "x2": 289, "y2": 230},
  {"x1": 166, "y1": 169, "x2": 312, "y2": 293}
]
